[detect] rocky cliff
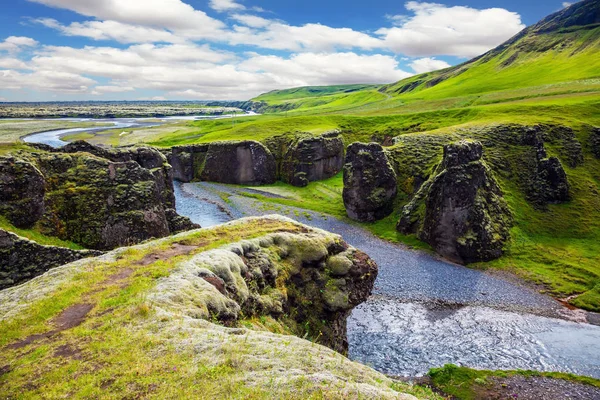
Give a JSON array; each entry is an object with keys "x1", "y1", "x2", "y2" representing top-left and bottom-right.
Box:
[
  {"x1": 343, "y1": 143, "x2": 398, "y2": 222},
  {"x1": 0, "y1": 229, "x2": 102, "y2": 290},
  {"x1": 164, "y1": 141, "x2": 277, "y2": 185},
  {"x1": 277, "y1": 131, "x2": 345, "y2": 187},
  {"x1": 398, "y1": 141, "x2": 512, "y2": 264},
  {"x1": 0, "y1": 217, "x2": 418, "y2": 399},
  {"x1": 0, "y1": 143, "x2": 197, "y2": 250}
]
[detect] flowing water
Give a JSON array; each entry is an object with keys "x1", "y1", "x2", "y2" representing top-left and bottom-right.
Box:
[{"x1": 23, "y1": 127, "x2": 600, "y2": 379}]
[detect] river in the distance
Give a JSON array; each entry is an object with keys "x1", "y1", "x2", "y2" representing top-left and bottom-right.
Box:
[
  {"x1": 22, "y1": 113, "x2": 258, "y2": 148},
  {"x1": 23, "y1": 126, "x2": 600, "y2": 379}
]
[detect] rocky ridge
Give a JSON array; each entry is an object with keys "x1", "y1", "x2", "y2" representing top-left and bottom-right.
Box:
[
  {"x1": 0, "y1": 142, "x2": 197, "y2": 250},
  {"x1": 0, "y1": 216, "x2": 417, "y2": 399}
]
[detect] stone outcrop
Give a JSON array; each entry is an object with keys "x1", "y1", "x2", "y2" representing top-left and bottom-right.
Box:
[
  {"x1": 0, "y1": 143, "x2": 198, "y2": 250},
  {"x1": 343, "y1": 143, "x2": 397, "y2": 222},
  {"x1": 279, "y1": 131, "x2": 345, "y2": 187},
  {"x1": 0, "y1": 157, "x2": 46, "y2": 229},
  {"x1": 589, "y1": 127, "x2": 600, "y2": 159},
  {"x1": 520, "y1": 131, "x2": 571, "y2": 204},
  {"x1": 398, "y1": 141, "x2": 512, "y2": 264},
  {"x1": 164, "y1": 141, "x2": 277, "y2": 185},
  {"x1": 0, "y1": 216, "x2": 412, "y2": 399},
  {"x1": 0, "y1": 229, "x2": 102, "y2": 290}
]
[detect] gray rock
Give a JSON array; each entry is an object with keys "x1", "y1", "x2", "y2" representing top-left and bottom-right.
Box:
[
  {"x1": 398, "y1": 140, "x2": 512, "y2": 264},
  {"x1": 280, "y1": 132, "x2": 345, "y2": 187},
  {"x1": 165, "y1": 141, "x2": 277, "y2": 185},
  {"x1": 343, "y1": 143, "x2": 398, "y2": 222}
]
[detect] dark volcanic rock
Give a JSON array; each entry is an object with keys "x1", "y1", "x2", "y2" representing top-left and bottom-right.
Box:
[
  {"x1": 280, "y1": 132, "x2": 345, "y2": 187},
  {"x1": 0, "y1": 142, "x2": 198, "y2": 250},
  {"x1": 589, "y1": 127, "x2": 600, "y2": 159},
  {"x1": 398, "y1": 140, "x2": 512, "y2": 264},
  {"x1": 0, "y1": 229, "x2": 102, "y2": 290},
  {"x1": 0, "y1": 157, "x2": 45, "y2": 228},
  {"x1": 534, "y1": 157, "x2": 571, "y2": 204},
  {"x1": 165, "y1": 141, "x2": 277, "y2": 185},
  {"x1": 343, "y1": 143, "x2": 398, "y2": 222}
]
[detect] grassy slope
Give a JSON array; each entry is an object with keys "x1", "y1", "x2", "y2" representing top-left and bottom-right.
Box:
[
  {"x1": 0, "y1": 217, "x2": 436, "y2": 399},
  {"x1": 428, "y1": 364, "x2": 600, "y2": 400}
]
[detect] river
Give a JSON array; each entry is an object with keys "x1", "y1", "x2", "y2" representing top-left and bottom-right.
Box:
[{"x1": 24, "y1": 123, "x2": 600, "y2": 379}]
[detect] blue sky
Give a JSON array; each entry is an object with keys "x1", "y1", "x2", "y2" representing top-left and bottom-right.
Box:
[{"x1": 0, "y1": 0, "x2": 575, "y2": 101}]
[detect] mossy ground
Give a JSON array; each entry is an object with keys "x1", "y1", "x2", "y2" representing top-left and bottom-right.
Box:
[
  {"x1": 0, "y1": 217, "x2": 436, "y2": 399},
  {"x1": 427, "y1": 364, "x2": 600, "y2": 400}
]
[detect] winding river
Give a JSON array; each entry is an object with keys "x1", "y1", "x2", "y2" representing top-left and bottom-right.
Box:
[{"x1": 24, "y1": 122, "x2": 600, "y2": 379}]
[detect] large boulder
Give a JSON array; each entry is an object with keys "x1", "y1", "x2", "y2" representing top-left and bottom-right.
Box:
[
  {"x1": 0, "y1": 229, "x2": 102, "y2": 290},
  {"x1": 343, "y1": 143, "x2": 398, "y2": 222},
  {"x1": 398, "y1": 140, "x2": 512, "y2": 264},
  {"x1": 165, "y1": 141, "x2": 277, "y2": 185},
  {"x1": 0, "y1": 157, "x2": 45, "y2": 228},
  {"x1": 280, "y1": 132, "x2": 345, "y2": 187}
]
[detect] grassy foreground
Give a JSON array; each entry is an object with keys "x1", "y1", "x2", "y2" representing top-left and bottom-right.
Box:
[{"x1": 0, "y1": 216, "x2": 437, "y2": 399}]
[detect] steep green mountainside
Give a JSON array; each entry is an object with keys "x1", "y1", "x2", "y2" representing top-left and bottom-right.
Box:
[{"x1": 382, "y1": 0, "x2": 600, "y2": 99}]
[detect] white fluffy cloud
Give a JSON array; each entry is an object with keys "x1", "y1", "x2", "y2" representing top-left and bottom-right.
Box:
[
  {"x1": 33, "y1": 18, "x2": 184, "y2": 44},
  {"x1": 378, "y1": 1, "x2": 525, "y2": 57},
  {"x1": 227, "y1": 21, "x2": 383, "y2": 52},
  {"x1": 563, "y1": 2, "x2": 573, "y2": 8},
  {"x1": 6, "y1": 44, "x2": 411, "y2": 99},
  {"x1": 409, "y1": 57, "x2": 451, "y2": 74},
  {"x1": 0, "y1": 36, "x2": 39, "y2": 52},
  {"x1": 210, "y1": 0, "x2": 245, "y2": 12},
  {"x1": 0, "y1": 69, "x2": 95, "y2": 93},
  {"x1": 27, "y1": 0, "x2": 224, "y2": 34},
  {"x1": 240, "y1": 52, "x2": 412, "y2": 86}
]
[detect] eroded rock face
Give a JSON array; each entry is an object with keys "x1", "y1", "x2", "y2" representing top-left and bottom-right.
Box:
[
  {"x1": 343, "y1": 143, "x2": 397, "y2": 222},
  {"x1": 398, "y1": 141, "x2": 512, "y2": 264},
  {"x1": 165, "y1": 141, "x2": 277, "y2": 185},
  {"x1": 0, "y1": 157, "x2": 45, "y2": 228},
  {"x1": 589, "y1": 127, "x2": 600, "y2": 159},
  {"x1": 0, "y1": 229, "x2": 102, "y2": 290},
  {"x1": 150, "y1": 219, "x2": 378, "y2": 354},
  {"x1": 280, "y1": 132, "x2": 345, "y2": 187},
  {"x1": 0, "y1": 143, "x2": 198, "y2": 250}
]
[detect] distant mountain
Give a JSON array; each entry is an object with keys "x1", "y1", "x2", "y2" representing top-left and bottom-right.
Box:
[{"x1": 381, "y1": 0, "x2": 600, "y2": 98}]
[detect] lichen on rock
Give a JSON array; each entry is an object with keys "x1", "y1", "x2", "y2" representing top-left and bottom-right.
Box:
[
  {"x1": 398, "y1": 140, "x2": 513, "y2": 264},
  {"x1": 150, "y1": 221, "x2": 377, "y2": 354}
]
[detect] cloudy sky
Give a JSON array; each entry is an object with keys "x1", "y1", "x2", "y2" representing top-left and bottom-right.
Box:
[{"x1": 0, "y1": 0, "x2": 572, "y2": 101}]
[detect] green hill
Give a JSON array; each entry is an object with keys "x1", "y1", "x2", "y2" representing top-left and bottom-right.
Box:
[{"x1": 382, "y1": 0, "x2": 600, "y2": 99}]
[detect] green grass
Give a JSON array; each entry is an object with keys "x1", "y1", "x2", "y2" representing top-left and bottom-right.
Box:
[
  {"x1": 0, "y1": 120, "x2": 111, "y2": 143},
  {"x1": 428, "y1": 364, "x2": 600, "y2": 400},
  {"x1": 0, "y1": 216, "x2": 83, "y2": 250}
]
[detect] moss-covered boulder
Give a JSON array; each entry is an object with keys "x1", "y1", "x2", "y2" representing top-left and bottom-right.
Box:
[
  {"x1": 279, "y1": 131, "x2": 345, "y2": 187},
  {"x1": 398, "y1": 140, "x2": 512, "y2": 264},
  {"x1": 165, "y1": 141, "x2": 277, "y2": 185},
  {"x1": 343, "y1": 143, "x2": 398, "y2": 222},
  {"x1": 0, "y1": 143, "x2": 197, "y2": 250}
]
